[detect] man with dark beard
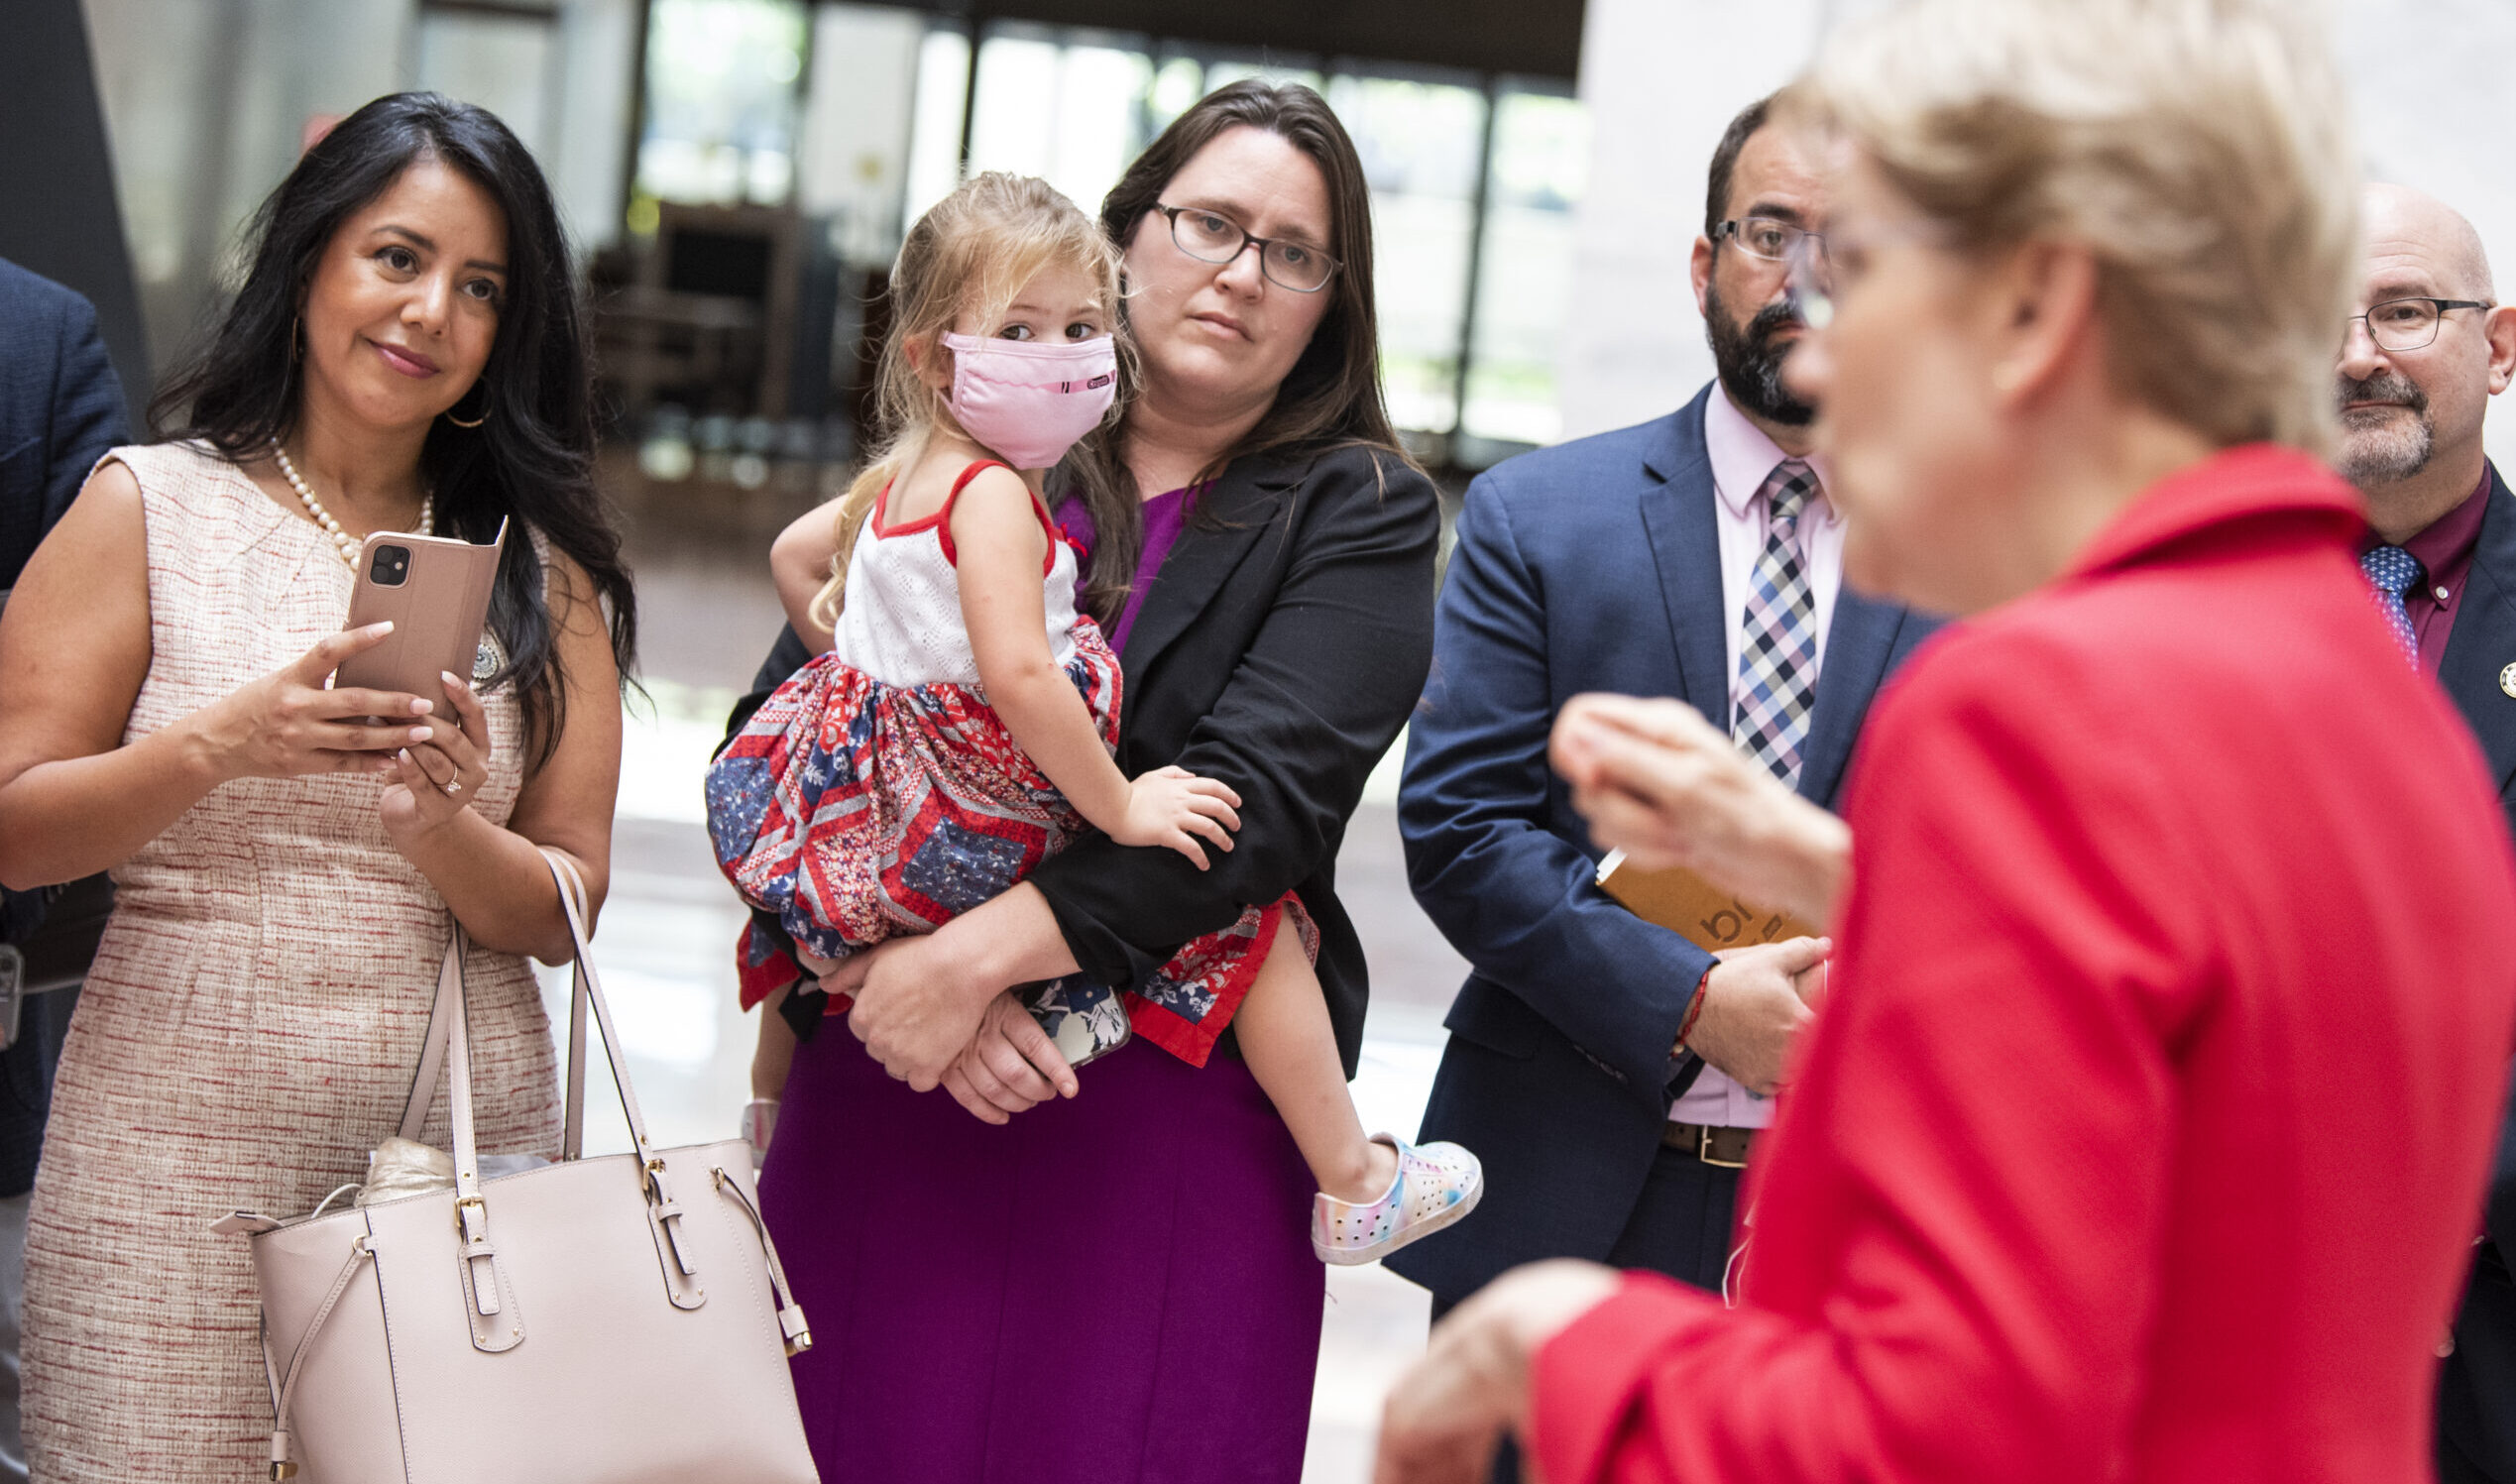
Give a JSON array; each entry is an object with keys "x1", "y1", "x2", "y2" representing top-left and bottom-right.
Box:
[
  {"x1": 1388, "y1": 95, "x2": 1938, "y2": 1388},
  {"x1": 2337, "y1": 182, "x2": 2516, "y2": 1484}
]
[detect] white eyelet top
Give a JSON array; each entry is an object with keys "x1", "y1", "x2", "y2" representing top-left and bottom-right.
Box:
[{"x1": 827, "y1": 459, "x2": 1085, "y2": 691}]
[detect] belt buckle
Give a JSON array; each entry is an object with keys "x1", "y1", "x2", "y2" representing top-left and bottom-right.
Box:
[{"x1": 1696, "y1": 1124, "x2": 1748, "y2": 1170}]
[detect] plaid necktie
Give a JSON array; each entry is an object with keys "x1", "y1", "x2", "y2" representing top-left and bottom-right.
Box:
[
  {"x1": 2358, "y1": 544, "x2": 2423, "y2": 668},
  {"x1": 1734, "y1": 460, "x2": 1821, "y2": 785}
]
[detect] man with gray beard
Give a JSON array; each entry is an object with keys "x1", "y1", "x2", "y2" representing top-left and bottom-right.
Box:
[{"x1": 2337, "y1": 182, "x2": 2516, "y2": 1484}]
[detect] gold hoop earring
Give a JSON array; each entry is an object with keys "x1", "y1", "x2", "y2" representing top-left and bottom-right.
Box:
[
  {"x1": 288, "y1": 313, "x2": 302, "y2": 365},
  {"x1": 442, "y1": 390, "x2": 488, "y2": 429}
]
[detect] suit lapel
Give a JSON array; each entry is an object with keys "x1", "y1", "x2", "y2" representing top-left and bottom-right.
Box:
[
  {"x1": 2439, "y1": 464, "x2": 2516, "y2": 794},
  {"x1": 1116, "y1": 453, "x2": 1299, "y2": 680},
  {"x1": 1636, "y1": 391, "x2": 1728, "y2": 720},
  {"x1": 1798, "y1": 592, "x2": 1903, "y2": 805}
]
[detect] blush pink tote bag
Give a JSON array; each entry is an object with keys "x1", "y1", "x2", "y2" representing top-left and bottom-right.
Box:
[{"x1": 223, "y1": 852, "x2": 819, "y2": 1483}]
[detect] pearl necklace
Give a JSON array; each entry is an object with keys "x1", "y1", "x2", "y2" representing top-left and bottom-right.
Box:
[{"x1": 271, "y1": 441, "x2": 433, "y2": 567}]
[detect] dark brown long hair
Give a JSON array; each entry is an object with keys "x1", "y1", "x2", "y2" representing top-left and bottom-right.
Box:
[
  {"x1": 1069, "y1": 78, "x2": 1414, "y2": 619},
  {"x1": 150, "y1": 92, "x2": 635, "y2": 765}
]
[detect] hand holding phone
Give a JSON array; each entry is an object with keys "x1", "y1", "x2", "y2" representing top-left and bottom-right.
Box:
[
  {"x1": 336, "y1": 521, "x2": 506, "y2": 700},
  {"x1": 378, "y1": 667, "x2": 497, "y2": 834},
  {"x1": 187, "y1": 623, "x2": 433, "y2": 782},
  {"x1": 335, "y1": 523, "x2": 506, "y2": 829}
]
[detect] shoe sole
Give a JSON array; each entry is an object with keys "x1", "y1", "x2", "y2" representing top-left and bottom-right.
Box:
[{"x1": 1314, "y1": 1170, "x2": 1485, "y2": 1267}]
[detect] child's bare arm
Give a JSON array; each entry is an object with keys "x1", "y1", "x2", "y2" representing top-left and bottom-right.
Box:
[
  {"x1": 951, "y1": 469, "x2": 1240, "y2": 867},
  {"x1": 771, "y1": 503, "x2": 848, "y2": 652},
  {"x1": 751, "y1": 981, "x2": 799, "y2": 1100}
]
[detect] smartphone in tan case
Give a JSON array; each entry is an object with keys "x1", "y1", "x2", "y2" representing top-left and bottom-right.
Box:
[{"x1": 335, "y1": 519, "x2": 508, "y2": 701}]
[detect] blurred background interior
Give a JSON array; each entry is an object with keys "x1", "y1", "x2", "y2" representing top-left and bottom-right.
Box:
[{"x1": 5, "y1": 1, "x2": 2512, "y2": 1475}]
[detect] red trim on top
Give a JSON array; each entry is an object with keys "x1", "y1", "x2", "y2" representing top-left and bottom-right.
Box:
[
  {"x1": 866, "y1": 478, "x2": 926, "y2": 539},
  {"x1": 930, "y1": 460, "x2": 1063, "y2": 577}
]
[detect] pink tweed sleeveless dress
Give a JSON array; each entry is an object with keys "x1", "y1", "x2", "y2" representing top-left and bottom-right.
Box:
[{"x1": 19, "y1": 442, "x2": 561, "y2": 1482}]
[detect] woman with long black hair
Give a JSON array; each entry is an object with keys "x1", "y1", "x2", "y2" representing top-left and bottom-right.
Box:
[{"x1": 0, "y1": 93, "x2": 633, "y2": 1479}]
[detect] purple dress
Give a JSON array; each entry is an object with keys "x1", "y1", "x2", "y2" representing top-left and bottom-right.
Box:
[{"x1": 758, "y1": 485, "x2": 1326, "y2": 1482}]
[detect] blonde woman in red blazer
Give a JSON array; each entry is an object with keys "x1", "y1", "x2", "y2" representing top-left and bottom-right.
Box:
[{"x1": 1374, "y1": 2, "x2": 2516, "y2": 1481}]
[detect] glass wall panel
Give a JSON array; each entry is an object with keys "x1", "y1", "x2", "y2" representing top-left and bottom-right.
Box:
[
  {"x1": 416, "y1": 11, "x2": 559, "y2": 165},
  {"x1": 793, "y1": 3, "x2": 926, "y2": 267},
  {"x1": 900, "y1": 25, "x2": 971, "y2": 226},
  {"x1": 1327, "y1": 73, "x2": 1486, "y2": 436},
  {"x1": 962, "y1": 29, "x2": 1154, "y2": 218},
  {"x1": 1463, "y1": 85, "x2": 1589, "y2": 449},
  {"x1": 885, "y1": 24, "x2": 1587, "y2": 461},
  {"x1": 1145, "y1": 56, "x2": 1206, "y2": 139},
  {"x1": 1048, "y1": 44, "x2": 1155, "y2": 215},
  {"x1": 1203, "y1": 58, "x2": 1324, "y2": 93},
  {"x1": 631, "y1": 0, "x2": 809, "y2": 220}
]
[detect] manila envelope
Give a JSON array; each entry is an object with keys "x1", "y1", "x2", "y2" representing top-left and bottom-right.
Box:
[{"x1": 1593, "y1": 849, "x2": 1822, "y2": 953}]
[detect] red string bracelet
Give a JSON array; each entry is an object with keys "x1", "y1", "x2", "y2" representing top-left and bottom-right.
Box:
[{"x1": 1676, "y1": 965, "x2": 1713, "y2": 1049}]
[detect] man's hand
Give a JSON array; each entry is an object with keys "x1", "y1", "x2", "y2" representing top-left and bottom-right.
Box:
[{"x1": 1682, "y1": 936, "x2": 1832, "y2": 1095}]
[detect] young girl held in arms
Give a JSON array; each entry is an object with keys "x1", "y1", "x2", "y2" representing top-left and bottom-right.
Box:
[{"x1": 705, "y1": 172, "x2": 1479, "y2": 1264}]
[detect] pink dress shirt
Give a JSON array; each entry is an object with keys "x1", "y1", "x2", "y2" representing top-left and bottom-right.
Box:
[{"x1": 1669, "y1": 387, "x2": 1847, "y2": 1132}]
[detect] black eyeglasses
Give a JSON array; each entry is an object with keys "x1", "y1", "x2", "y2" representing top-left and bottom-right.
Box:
[
  {"x1": 1714, "y1": 215, "x2": 1824, "y2": 266},
  {"x1": 1153, "y1": 204, "x2": 1339, "y2": 293},
  {"x1": 2345, "y1": 296, "x2": 2493, "y2": 353}
]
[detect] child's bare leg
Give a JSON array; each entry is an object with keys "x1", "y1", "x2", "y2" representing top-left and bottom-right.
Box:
[
  {"x1": 1234, "y1": 918, "x2": 1400, "y2": 1204},
  {"x1": 752, "y1": 981, "x2": 799, "y2": 1101}
]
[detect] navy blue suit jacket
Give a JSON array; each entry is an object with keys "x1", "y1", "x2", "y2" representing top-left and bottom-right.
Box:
[
  {"x1": 2436, "y1": 460, "x2": 2516, "y2": 1481},
  {"x1": 1386, "y1": 389, "x2": 1937, "y2": 1305},
  {"x1": 0, "y1": 257, "x2": 127, "y2": 1198},
  {"x1": 0, "y1": 257, "x2": 125, "y2": 590}
]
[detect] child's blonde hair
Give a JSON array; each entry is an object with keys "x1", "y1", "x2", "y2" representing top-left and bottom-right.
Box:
[{"x1": 810, "y1": 172, "x2": 1126, "y2": 632}]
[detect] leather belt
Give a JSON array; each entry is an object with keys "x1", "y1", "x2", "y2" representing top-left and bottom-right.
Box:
[{"x1": 1662, "y1": 1119, "x2": 1757, "y2": 1169}]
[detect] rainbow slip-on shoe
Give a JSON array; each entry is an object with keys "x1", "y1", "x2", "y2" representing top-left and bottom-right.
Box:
[{"x1": 1312, "y1": 1133, "x2": 1484, "y2": 1266}]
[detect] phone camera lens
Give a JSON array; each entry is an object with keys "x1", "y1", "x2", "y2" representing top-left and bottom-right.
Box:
[{"x1": 372, "y1": 544, "x2": 411, "y2": 587}]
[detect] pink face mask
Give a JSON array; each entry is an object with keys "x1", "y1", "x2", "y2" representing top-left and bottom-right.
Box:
[{"x1": 939, "y1": 331, "x2": 1119, "y2": 469}]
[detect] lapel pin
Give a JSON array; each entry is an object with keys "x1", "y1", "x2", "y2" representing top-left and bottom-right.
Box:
[{"x1": 2501, "y1": 662, "x2": 2516, "y2": 699}]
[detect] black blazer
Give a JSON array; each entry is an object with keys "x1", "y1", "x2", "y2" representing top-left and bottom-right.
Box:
[
  {"x1": 1387, "y1": 389, "x2": 1938, "y2": 1306},
  {"x1": 728, "y1": 441, "x2": 1440, "y2": 1075},
  {"x1": 2435, "y1": 459, "x2": 2516, "y2": 1483}
]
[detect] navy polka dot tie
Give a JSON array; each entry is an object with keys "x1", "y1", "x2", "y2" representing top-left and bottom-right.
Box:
[{"x1": 2358, "y1": 544, "x2": 2424, "y2": 667}]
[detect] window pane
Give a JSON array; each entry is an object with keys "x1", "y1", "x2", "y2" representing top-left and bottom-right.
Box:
[
  {"x1": 1327, "y1": 74, "x2": 1487, "y2": 436},
  {"x1": 968, "y1": 34, "x2": 1061, "y2": 180},
  {"x1": 1146, "y1": 57, "x2": 1204, "y2": 138},
  {"x1": 1464, "y1": 87, "x2": 1588, "y2": 448},
  {"x1": 633, "y1": 0, "x2": 809, "y2": 212},
  {"x1": 1050, "y1": 46, "x2": 1154, "y2": 215},
  {"x1": 416, "y1": 14, "x2": 556, "y2": 163},
  {"x1": 901, "y1": 25, "x2": 971, "y2": 226},
  {"x1": 1204, "y1": 59, "x2": 1324, "y2": 93}
]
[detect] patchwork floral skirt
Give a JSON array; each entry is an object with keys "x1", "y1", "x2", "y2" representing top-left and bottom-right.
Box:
[{"x1": 705, "y1": 620, "x2": 1311, "y2": 1066}]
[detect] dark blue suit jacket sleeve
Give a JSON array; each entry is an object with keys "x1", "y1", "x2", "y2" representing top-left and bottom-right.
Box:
[
  {"x1": 1400, "y1": 470, "x2": 1712, "y2": 1107},
  {"x1": 0, "y1": 266, "x2": 127, "y2": 589},
  {"x1": 42, "y1": 292, "x2": 126, "y2": 532}
]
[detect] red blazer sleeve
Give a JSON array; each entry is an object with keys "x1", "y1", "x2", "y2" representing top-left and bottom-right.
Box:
[{"x1": 1530, "y1": 635, "x2": 2217, "y2": 1483}]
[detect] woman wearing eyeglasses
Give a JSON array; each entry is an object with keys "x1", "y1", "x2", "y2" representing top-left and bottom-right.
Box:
[
  {"x1": 1371, "y1": 1, "x2": 2516, "y2": 1481},
  {"x1": 730, "y1": 79, "x2": 1442, "y2": 1482}
]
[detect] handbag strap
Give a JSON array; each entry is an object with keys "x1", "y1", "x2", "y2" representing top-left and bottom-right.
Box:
[
  {"x1": 538, "y1": 850, "x2": 663, "y2": 1169},
  {"x1": 397, "y1": 851, "x2": 659, "y2": 1172}
]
